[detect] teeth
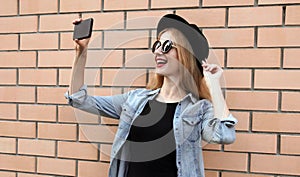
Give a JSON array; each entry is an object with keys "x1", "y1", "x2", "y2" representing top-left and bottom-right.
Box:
[{"x1": 156, "y1": 59, "x2": 167, "y2": 65}]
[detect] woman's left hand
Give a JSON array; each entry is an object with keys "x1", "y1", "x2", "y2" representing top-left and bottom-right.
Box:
[{"x1": 201, "y1": 60, "x2": 223, "y2": 81}]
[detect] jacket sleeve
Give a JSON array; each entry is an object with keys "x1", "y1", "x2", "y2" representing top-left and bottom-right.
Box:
[
  {"x1": 64, "y1": 85, "x2": 129, "y2": 119},
  {"x1": 201, "y1": 100, "x2": 238, "y2": 144}
]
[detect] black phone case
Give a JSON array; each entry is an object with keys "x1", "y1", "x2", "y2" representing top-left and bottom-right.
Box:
[{"x1": 73, "y1": 18, "x2": 94, "y2": 40}]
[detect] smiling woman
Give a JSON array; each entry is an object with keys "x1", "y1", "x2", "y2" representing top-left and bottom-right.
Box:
[{"x1": 65, "y1": 14, "x2": 237, "y2": 177}]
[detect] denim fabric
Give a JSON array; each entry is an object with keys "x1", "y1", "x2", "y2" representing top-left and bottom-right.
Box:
[{"x1": 65, "y1": 85, "x2": 237, "y2": 177}]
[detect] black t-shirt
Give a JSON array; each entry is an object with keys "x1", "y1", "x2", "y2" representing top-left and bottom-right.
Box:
[{"x1": 126, "y1": 99, "x2": 178, "y2": 177}]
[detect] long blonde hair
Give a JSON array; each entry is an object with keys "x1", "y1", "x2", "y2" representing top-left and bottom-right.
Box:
[{"x1": 146, "y1": 28, "x2": 211, "y2": 101}]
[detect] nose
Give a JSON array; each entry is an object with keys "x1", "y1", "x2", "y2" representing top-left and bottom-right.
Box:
[{"x1": 153, "y1": 45, "x2": 163, "y2": 55}]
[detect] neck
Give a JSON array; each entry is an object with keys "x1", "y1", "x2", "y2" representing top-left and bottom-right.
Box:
[{"x1": 156, "y1": 76, "x2": 187, "y2": 103}]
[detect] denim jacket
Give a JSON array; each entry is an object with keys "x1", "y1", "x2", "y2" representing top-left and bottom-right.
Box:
[{"x1": 65, "y1": 85, "x2": 237, "y2": 177}]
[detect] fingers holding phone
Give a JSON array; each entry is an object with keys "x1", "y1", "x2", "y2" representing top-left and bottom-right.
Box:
[{"x1": 72, "y1": 18, "x2": 94, "y2": 52}]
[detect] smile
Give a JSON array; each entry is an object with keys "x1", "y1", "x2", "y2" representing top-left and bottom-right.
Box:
[{"x1": 155, "y1": 58, "x2": 167, "y2": 67}]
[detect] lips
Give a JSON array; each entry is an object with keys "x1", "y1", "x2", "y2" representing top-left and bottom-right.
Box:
[{"x1": 155, "y1": 58, "x2": 167, "y2": 67}]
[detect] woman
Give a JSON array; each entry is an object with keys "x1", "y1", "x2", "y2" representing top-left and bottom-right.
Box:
[{"x1": 66, "y1": 14, "x2": 237, "y2": 177}]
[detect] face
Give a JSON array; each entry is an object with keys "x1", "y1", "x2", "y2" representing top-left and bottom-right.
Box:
[{"x1": 153, "y1": 31, "x2": 180, "y2": 77}]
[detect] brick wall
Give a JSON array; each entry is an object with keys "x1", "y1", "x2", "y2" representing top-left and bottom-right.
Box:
[{"x1": 0, "y1": 0, "x2": 300, "y2": 176}]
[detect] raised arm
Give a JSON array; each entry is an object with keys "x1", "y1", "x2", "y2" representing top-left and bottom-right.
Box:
[
  {"x1": 69, "y1": 18, "x2": 90, "y2": 95},
  {"x1": 201, "y1": 60, "x2": 230, "y2": 119}
]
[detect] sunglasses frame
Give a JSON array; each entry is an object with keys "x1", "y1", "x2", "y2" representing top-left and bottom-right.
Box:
[{"x1": 152, "y1": 40, "x2": 177, "y2": 54}]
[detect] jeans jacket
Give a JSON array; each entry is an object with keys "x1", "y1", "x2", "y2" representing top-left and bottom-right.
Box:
[{"x1": 65, "y1": 85, "x2": 237, "y2": 177}]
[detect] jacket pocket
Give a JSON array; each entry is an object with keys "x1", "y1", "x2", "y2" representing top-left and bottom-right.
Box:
[{"x1": 182, "y1": 116, "x2": 201, "y2": 142}]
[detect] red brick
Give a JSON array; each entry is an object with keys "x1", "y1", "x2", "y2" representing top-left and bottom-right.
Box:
[
  {"x1": 203, "y1": 0, "x2": 254, "y2": 7},
  {"x1": 0, "y1": 86, "x2": 35, "y2": 103},
  {"x1": 104, "y1": 0, "x2": 147, "y2": 10},
  {"x1": 20, "y1": 0, "x2": 58, "y2": 14},
  {"x1": 58, "y1": 69, "x2": 70, "y2": 85},
  {"x1": 0, "y1": 154, "x2": 35, "y2": 172},
  {"x1": 79, "y1": 125, "x2": 117, "y2": 143},
  {"x1": 101, "y1": 116, "x2": 119, "y2": 125},
  {"x1": 40, "y1": 14, "x2": 78, "y2": 32},
  {"x1": 78, "y1": 161, "x2": 109, "y2": 177},
  {"x1": 18, "y1": 139, "x2": 55, "y2": 156},
  {"x1": 60, "y1": 32, "x2": 75, "y2": 49},
  {"x1": 59, "y1": 68, "x2": 100, "y2": 86},
  {"x1": 0, "y1": 0, "x2": 17, "y2": 16},
  {"x1": 0, "y1": 52, "x2": 36, "y2": 68},
  {"x1": 58, "y1": 106, "x2": 99, "y2": 124},
  {"x1": 258, "y1": 27, "x2": 300, "y2": 47},
  {"x1": 282, "y1": 91, "x2": 300, "y2": 111},
  {"x1": 226, "y1": 91, "x2": 278, "y2": 111},
  {"x1": 19, "y1": 69, "x2": 57, "y2": 86},
  {"x1": 151, "y1": 0, "x2": 198, "y2": 9},
  {"x1": 252, "y1": 112, "x2": 300, "y2": 133},
  {"x1": 38, "y1": 123, "x2": 77, "y2": 140},
  {"x1": 286, "y1": 5, "x2": 300, "y2": 25},
  {"x1": 19, "y1": 104, "x2": 56, "y2": 122},
  {"x1": 58, "y1": 141, "x2": 98, "y2": 160},
  {"x1": 87, "y1": 50, "x2": 123, "y2": 67},
  {"x1": 87, "y1": 32, "x2": 104, "y2": 49},
  {"x1": 104, "y1": 30, "x2": 149, "y2": 49},
  {"x1": 205, "y1": 171, "x2": 218, "y2": 177},
  {"x1": 127, "y1": 11, "x2": 171, "y2": 29},
  {"x1": 208, "y1": 49, "x2": 225, "y2": 67},
  {"x1": 0, "y1": 104, "x2": 16, "y2": 120},
  {"x1": 83, "y1": 12, "x2": 124, "y2": 30},
  {"x1": 222, "y1": 172, "x2": 273, "y2": 177},
  {"x1": 255, "y1": 70, "x2": 300, "y2": 90},
  {"x1": 227, "y1": 49, "x2": 281, "y2": 68},
  {"x1": 0, "y1": 16, "x2": 37, "y2": 33},
  {"x1": 0, "y1": 69, "x2": 16, "y2": 85},
  {"x1": 284, "y1": 48, "x2": 300, "y2": 68},
  {"x1": 203, "y1": 151, "x2": 248, "y2": 171},
  {"x1": 38, "y1": 51, "x2": 73, "y2": 67},
  {"x1": 102, "y1": 69, "x2": 147, "y2": 87},
  {"x1": 37, "y1": 157, "x2": 76, "y2": 176},
  {"x1": 259, "y1": 0, "x2": 300, "y2": 5},
  {"x1": 225, "y1": 133, "x2": 277, "y2": 153},
  {"x1": 251, "y1": 154, "x2": 300, "y2": 175},
  {"x1": 21, "y1": 33, "x2": 58, "y2": 50},
  {"x1": 177, "y1": 9, "x2": 226, "y2": 27},
  {"x1": 203, "y1": 28, "x2": 254, "y2": 47},
  {"x1": 281, "y1": 135, "x2": 300, "y2": 155},
  {"x1": 125, "y1": 50, "x2": 155, "y2": 68},
  {"x1": 202, "y1": 143, "x2": 221, "y2": 151},
  {"x1": 231, "y1": 111, "x2": 250, "y2": 131},
  {"x1": 0, "y1": 137, "x2": 16, "y2": 153},
  {"x1": 60, "y1": 0, "x2": 101, "y2": 12},
  {"x1": 18, "y1": 174, "x2": 54, "y2": 177},
  {"x1": 223, "y1": 69, "x2": 252, "y2": 88},
  {"x1": 0, "y1": 171, "x2": 16, "y2": 177},
  {"x1": 0, "y1": 34, "x2": 18, "y2": 50},
  {"x1": 0, "y1": 121, "x2": 36, "y2": 138},
  {"x1": 229, "y1": 6, "x2": 282, "y2": 26},
  {"x1": 37, "y1": 87, "x2": 67, "y2": 104},
  {"x1": 84, "y1": 69, "x2": 101, "y2": 86},
  {"x1": 100, "y1": 144, "x2": 112, "y2": 162}
]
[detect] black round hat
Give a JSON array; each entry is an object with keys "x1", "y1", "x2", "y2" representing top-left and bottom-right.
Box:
[{"x1": 157, "y1": 14, "x2": 209, "y2": 75}]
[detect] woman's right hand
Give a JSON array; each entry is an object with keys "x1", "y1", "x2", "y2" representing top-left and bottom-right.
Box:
[{"x1": 72, "y1": 18, "x2": 91, "y2": 54}]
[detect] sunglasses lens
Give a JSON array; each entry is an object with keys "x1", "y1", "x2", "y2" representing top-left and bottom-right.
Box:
[
  {"x1": 162, "y1": 40, "x2": 173, "y2": 53},
  {"x1": 152, "y1": 41, "x2": 161, "y2": 53},
  {"x1": 152, "y1": 40, "x2": 174, "y2": 53}
]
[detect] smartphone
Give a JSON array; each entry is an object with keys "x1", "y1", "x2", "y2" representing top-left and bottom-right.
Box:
[{"x1": 73, "y1": 18, "x2": 94, "y2": 40}]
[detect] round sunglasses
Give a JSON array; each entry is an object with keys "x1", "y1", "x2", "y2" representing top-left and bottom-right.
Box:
[{"x1": 152, "y1": 40, "x2": 177, "y2": 54}]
